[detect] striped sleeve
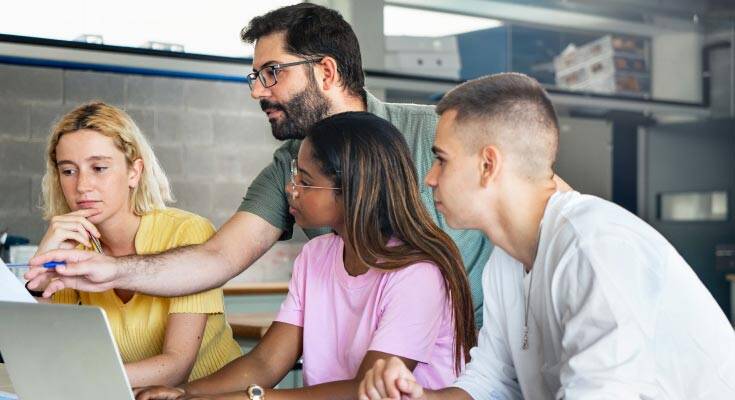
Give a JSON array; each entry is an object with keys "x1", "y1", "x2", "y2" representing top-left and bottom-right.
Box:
[
  {"x1": 50, "y1": 244, "x2": 88, "y2": 304},
  {"x1": 51, "y1": 288, "x2": 80, "y2": 304},
  {"x1": 168, "y1": 214, "x2": 223, "y2": 314},
  {"x1": 171, "y1": 215, "x2": 216, "y2": 247},
  {"x1": 169, "y1": 287, "x2": 225, "y2": 314}
]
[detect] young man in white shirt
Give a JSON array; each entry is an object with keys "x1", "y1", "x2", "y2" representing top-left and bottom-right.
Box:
[{"x1": 358, "y1": 72, "x2": 735, "y2": 400}]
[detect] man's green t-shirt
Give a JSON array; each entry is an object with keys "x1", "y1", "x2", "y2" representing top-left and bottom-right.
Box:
[{"x1": 238, "y1": 92, "x2": 493, "y2": 326}]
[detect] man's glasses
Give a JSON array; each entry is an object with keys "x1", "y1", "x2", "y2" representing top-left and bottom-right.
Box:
[
  {"x1": 290, "y1": 159, "x2": 340, "y2": 192},
  {"x1": 247, "y1": 58, "x2": 322, "y2": 91}
]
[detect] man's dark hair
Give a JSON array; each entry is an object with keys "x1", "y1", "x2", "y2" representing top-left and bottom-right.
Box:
[
  {"x1": 242, "y1": 3, "x2": 366, "y2": 102},
  {"x1": 437, "y1": 72, "x2": 560, "y2": 179}
]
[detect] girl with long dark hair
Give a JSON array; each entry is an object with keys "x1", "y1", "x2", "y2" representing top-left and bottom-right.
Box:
[{"x1": 136, "y1": 111, "x2": 476, "y2": 400}]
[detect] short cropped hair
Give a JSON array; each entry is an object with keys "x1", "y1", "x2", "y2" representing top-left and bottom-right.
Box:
[{"x1": 437, "y1": 72, "x2": 559, "y2": 180}]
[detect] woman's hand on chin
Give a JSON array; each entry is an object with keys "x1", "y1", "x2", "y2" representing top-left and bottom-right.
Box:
[{"x1": 36, "y1": 208, "x2": 102, "y2": 254}]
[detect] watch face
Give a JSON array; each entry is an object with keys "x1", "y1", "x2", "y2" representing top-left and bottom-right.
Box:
[{"x1": 248, "y1": 386, "x2": 264, "y2": 396}]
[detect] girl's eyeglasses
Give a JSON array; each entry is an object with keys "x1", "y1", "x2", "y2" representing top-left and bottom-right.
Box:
[{"x1": 290, "y1": 159, "x2": 340, "y2": 191}]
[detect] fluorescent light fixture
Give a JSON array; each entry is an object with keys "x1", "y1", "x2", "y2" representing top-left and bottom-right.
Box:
[
  {"x1": 384, "y1": 5, "x2": 502, "y2": 37},
  {"x1": 0, "y1": 0, "x2": 300, "y2": 57}
]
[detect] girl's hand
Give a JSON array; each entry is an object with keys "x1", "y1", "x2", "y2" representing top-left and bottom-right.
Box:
[
  {"x1": 134, "y1": 387, "x2": 241, "y2": 400},
  {"x1": 134, "y1": 386, "x2": 186, "y2": 400},
  {"x1": 359, "y1": 357, "x2": 426, "y2": 400},
  {"x1": 36, "y1": 209, "x2": 101, "y2": 254}
]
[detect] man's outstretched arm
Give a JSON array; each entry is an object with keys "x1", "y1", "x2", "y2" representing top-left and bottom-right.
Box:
[{"x1": 27, "y1": 211, "x2": 282, "y2": 297}]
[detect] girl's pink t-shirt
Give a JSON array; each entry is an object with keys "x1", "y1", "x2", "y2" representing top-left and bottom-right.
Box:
[{"x1": 276, "y1": 233, "x2": 458, "y2": 389}]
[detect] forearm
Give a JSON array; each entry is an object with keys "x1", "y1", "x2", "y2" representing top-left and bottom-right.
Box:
[
  {"x1": 114, "y1": 244, "x2": 237, "y2": 296},
  {"x1": 423, "y1": 387, "x2": 474, "y2": 400},
  {"x1": 125, "y1": 353, "x2": 195, "y2": 388},
  {"x1": 184, "y1": 352, "x2": 284, "y2": 395},
  {"x1": 115, "y1": 212, "x2": 280, "y2": 297},
  {"x1": 264, "y1": 379, "x2": 361, "y2": 400},
  {"x1": 182, "y1": 381, "x2": 364, "y2": 400}
]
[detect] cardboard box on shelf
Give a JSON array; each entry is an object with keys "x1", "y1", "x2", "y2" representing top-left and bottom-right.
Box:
[
  {"x1": 554, "y1": 34, "x2": 650, "y2": 97},
  {"x1": 553, "y1": 35, "x2": 647, "y2": 72}
]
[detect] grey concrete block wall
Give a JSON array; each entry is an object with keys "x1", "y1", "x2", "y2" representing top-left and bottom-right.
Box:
[
  {"x1": 0, "y1": 102, "x2": 30, "y2": 139},
  {"x1": 0, "y1": 64, "x2": 293, "y2": 280},
  {"x1": 30, "y1": 103, "x2": 73, "y2": 140},
  {"x1": 64, "y1": 70, "x2": 125, "y2": 107},
  {"x1": 0, "y1": 64, "x2": 63, "y2": 103}
]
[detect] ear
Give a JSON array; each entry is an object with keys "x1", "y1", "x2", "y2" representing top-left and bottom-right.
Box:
[
  {"x1": 316, "y1": 56, "x2": 339, "y2": 91},
  {"x1": 479, "y1": 145, "x2": 502, "y2": 187},
  {"x1": 128, "y1": 158, "x2": 144, "y2": 189}
]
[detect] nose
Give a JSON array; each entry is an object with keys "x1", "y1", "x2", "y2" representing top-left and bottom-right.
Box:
[
  {"x1": 76, "y1": 170, "x2": 94, "y2": 193},
  {"x1": 285, "y1": 182, "x2": 299, "y2": 200},
  {"x1": 424, "y1": 162, "x2": 439, "y2": 188},
  {"x1": 249, "y1": 77, "x2": 271, "y2": 100}
]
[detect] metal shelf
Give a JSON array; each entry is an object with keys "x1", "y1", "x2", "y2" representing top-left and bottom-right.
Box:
[
  {"x1": 365, "y1": 70, "x2": 709, "y2": 118},
  {"x1": 0, "y1": 34, "x2": 710, "y2": 119}
]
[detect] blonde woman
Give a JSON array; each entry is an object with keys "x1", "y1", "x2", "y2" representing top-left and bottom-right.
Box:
[{"x1": 33, "y1": 102, "x2": 242, "y2": 388}]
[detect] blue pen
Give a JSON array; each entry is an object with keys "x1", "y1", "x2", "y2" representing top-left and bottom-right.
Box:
[{"x1": 6, "y1": 261, "x2": 66, "y2": 269}]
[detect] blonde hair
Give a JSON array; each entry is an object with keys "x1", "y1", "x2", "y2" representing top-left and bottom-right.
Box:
[{"x1": 41, "y1": 101, "x2": 173, "y2": 219}]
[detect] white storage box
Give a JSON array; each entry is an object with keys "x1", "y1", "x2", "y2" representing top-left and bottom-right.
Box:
[
  {"x1": 385, "y1": 52, "x2": 461, "y2": 79},
  {"x1": 384, "y1": 35, "x2": 462, "y2": 80},
  {"x1": 385, "y1": 35, "x2": 459, "y2": 53},
  {"x1": 6, "y1": 244, "x2": 38, "y2": 283}
]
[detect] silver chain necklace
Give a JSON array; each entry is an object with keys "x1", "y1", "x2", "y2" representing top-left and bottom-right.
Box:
[
  {"x1": 522, "y1": 222, "x2": 543, "y2": 351},
  {"x1": 522, "y1": 267, "x2": 534, "y2": 351}
]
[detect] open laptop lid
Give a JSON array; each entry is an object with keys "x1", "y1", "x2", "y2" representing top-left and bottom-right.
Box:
[{"x1": 0, "y1": 301, "x2": 134, "y2": 400}]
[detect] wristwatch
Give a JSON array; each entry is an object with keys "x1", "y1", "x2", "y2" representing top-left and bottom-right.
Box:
[{"x1": 246, "y1": 384, "x2": 265, "y2": 400}]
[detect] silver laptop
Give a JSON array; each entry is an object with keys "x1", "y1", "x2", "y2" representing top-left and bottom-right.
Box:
[{"x1": 0, "y1": 301, "x2": 135, "y2": 400}]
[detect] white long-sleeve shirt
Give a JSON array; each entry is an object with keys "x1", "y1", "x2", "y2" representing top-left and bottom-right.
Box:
[{"x1": 454, "y1": 191, "x2": 735, "y2": 399}]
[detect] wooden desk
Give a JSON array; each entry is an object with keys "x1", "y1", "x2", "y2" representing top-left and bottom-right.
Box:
[
  {"x1": 227, "y1": 312, "x2": 277, "y2": 340},
  {"x1": 0, "y1": 364, "x2": 14, "y2": 395},
  {"x1": 223, "y1": 282, "x2": 289, "y2": 296}
]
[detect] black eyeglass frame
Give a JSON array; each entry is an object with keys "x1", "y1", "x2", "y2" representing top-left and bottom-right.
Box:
[{"x1": 247, "y1": 58, "x2": 323, "y2": 90}]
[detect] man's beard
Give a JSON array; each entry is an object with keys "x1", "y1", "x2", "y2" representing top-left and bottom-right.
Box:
[{"x1": 260, "y1": 80, "x2": 330, "y2": 141}]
